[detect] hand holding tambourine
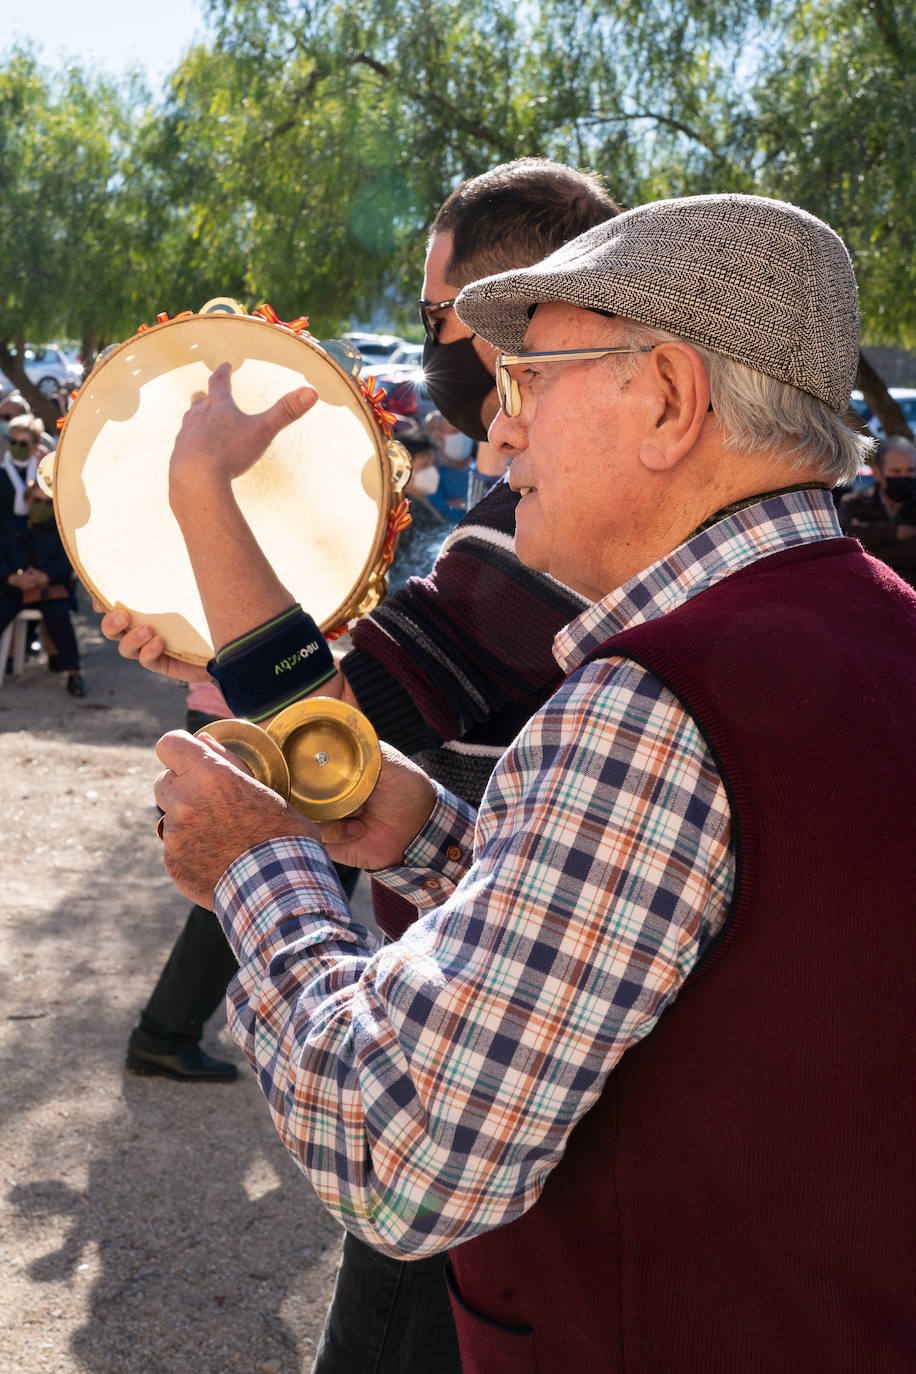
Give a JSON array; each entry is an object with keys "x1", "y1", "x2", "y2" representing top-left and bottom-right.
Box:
[
  {"x1": 49, "y1": 300, "x2": 411, "y2": 666},
  {"x1": 51, "y1": 300, "x2": 413, "y2": 824}
]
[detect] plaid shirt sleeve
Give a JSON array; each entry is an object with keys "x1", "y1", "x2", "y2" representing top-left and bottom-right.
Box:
[{"x1": 214, "y1": 657, "x2": 733, "y2": 1258}]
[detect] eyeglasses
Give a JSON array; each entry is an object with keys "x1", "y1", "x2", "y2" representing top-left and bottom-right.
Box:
[
  {"x1": 418, "y1": 296, "x2": 458, "y2": 344},
  {"x1": 495, "y1": 346, "x2": 655, "y2": 418}
]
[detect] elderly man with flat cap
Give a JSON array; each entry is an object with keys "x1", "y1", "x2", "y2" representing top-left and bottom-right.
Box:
[{"x1": 155, "y1": 194, "x2": 915, "y2": 1373}]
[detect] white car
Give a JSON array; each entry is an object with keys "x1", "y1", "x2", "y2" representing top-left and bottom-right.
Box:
[
  {"x1": 0, "y1": 344, "x2": 83, "y2": 398},
  {"x1": 386, "y1": 342, "x2": 424, "y2": 369},
  {"x1": 342, "y1": 332, "x2": 406, "y2": 371}
]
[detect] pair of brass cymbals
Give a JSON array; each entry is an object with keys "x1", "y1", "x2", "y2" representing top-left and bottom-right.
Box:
[{"x1": 198, "y1": 697, "x2": 381, "y2": 821}]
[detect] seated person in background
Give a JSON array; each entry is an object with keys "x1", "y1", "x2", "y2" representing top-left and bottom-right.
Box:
[
  {"x1": 0, "y1": 390, "x2": 31, "y2": 432},
  {"x1": 425, "y1": 410, "x2": 472, "y2": 520},
  {"x1": 838, "y1": 435, "x2": 916, "y2": 588},
  {"x1": 1, "y1": 412, "x2": 41, "y2": 526},
  {"x1": 0, "y1": 483, "x2": 86, "y2": 695},
  {"x1": 466, "y1": 437, "x2": 510, "y2": 511}
]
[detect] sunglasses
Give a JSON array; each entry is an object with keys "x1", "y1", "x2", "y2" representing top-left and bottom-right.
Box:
[
  {"x1": 418, "y1": 296, "x2": 458, "y2": 344},
  {"x1": 495, "y1": 346, "x2": 655, "y2": 418}
]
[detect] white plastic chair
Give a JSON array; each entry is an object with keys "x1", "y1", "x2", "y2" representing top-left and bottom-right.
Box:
[{"x1": 0, "y1": 607, "x2": 44, "y2": 686}]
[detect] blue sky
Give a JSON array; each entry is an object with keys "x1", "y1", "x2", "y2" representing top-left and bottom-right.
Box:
[{"x1": 6, "y1": 0, "x2": 210, "y2": 88}]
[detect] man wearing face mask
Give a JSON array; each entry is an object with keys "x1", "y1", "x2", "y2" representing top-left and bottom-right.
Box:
[
  {"x1": 103, "y1": 157, "x2": 617, "y2": 1372},
  {"x1": 838, "y1": 435, "x2": 916, "y2": 588}
]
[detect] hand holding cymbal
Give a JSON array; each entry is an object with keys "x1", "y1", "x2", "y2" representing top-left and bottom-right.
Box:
[{"x1": 197, "y1": 698, "x2": 381, "y2": 822}]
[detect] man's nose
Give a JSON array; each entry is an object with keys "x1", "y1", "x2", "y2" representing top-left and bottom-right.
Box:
[{"x1": 487, "y1": 406, "x2": 527, "y2": 458}]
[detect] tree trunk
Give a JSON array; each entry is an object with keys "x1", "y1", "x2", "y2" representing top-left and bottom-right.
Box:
[
  {"x1": 79, "y1": 329, "x2": 98, "y2": 379},
  {"x1": 0, "y1": 335, "x2": 63, "y2": 434},
  {"x1": 855, "y1": 350, "x2": 913, "y2": 439}
]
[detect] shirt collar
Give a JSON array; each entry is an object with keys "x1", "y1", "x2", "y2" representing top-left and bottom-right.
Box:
[{"x1": 555, "y1": 486, "x2": 843, "y2": 675}]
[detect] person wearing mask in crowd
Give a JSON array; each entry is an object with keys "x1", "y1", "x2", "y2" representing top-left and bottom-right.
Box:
[
  {"x1": 104, "y1": 157, "x2": 617, "y2": 1373},
  {"x1": 424, "y1": 411, "x2": 474, "y2": 519},
  {"x1": 1, "y1": 407, "x2": 39, "y2": 525},
  {"x1": 387, "y1": 428, "x2": 453, "y2": 591},
  {"x1": 0, "y1": 391, "x2": 30, "y2": 432},
  {"x1": 837, "y1": 434, "x2": 916, "y2": 588},
  {"x1": 154, "y1": 192, "x2": 912, "y2": 1374},
  {"x1": 0, "y1": 456, "x2": 85, "y2": 695}
]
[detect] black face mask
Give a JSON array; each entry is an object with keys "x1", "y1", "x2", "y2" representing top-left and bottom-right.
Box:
[
  {"x1": 883, "y1": 476, "x2": 916, "y2": 504},
  {"x1": 422, "y1": 334, "x2": 494, "y2": 443}
]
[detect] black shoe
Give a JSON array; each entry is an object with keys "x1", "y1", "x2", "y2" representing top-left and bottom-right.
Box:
[
  {"x1": 125, "y1": 1045, "x2": 239, "y2": 1082},
  {"x1": 66, "y1": 672, "x2": 86, "y2": 697}
]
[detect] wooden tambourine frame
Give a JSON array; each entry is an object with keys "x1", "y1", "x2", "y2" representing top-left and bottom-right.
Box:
[{"x1": 48, "y1": 302, "x2": 411, "y2": 664}]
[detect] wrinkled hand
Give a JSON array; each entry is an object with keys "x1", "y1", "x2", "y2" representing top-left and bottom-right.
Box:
[
  {"x1": 169, "y1": 361, "x2": 317, "y2": 496},
  {"x1": 316, "y1": 743, "x2": 436, "y2": 872},
  {"x1": 155, "y1": 730, "x2": 319, "y2": 906},
  {"x1": 97, "y1": 601, "x2": 210, "y2": 681}
]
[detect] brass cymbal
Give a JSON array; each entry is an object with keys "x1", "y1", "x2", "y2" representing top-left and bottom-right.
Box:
[
  {"x1": 267, "y1": 697, "x2": 381, "y2": 821},
  {"x1": 195, "y1": 718, "x2": 291, "y2": 800}
]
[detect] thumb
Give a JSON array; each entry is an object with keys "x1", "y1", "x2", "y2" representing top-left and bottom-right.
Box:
[
  {"x1": 260, "y1": 385, "x2": 318, "y2": 441},
  {"x1": 317, "y1": 816, "x2": 366, "y2": 846},
  {"x1": 194, "y1": 729, "x2": 256, "y2": 779}
]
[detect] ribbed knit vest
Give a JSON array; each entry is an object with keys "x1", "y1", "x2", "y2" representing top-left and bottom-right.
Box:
[{"x1": 446, "y1": 539, "x2": 916, "y2": 1374}]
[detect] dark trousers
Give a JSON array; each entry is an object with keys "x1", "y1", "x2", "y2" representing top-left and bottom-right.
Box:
[
  {"x1": 0, "y1": 591, "x2": 80, "y2": 671},
  {"x1": 312, "y1": 1230, "x2": 461, "y2": 1374},
  {"x1": 130, "y1": 902, "x2": 239, "y2": 1055}
]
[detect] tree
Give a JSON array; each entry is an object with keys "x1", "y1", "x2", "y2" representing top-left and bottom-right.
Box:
[
  {"x1": 0, "y1": 49, "x2": 168, "y2": 424},
  {"x1": 193, "y1": 0, "x2": 913, "y2": 433},
  {"x1": 2, "y1": 2, "x2": 913, "y2": 435}
]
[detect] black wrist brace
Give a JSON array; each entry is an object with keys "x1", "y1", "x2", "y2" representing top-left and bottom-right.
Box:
[{"x1": 207, "y1": 604, "x2": 336, "y2": 722}]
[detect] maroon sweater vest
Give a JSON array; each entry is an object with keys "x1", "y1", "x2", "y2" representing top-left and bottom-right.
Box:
[{"x1": 446, "y1": 539, "x2": 916, "y2": 1374}]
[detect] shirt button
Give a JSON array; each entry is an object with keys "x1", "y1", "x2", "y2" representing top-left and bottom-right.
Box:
[
  {"x1": 423, "y1": 877, "x2": 441, "y2": 891},
  {"x1": 446, "y1": 845, "x2": 462, "y2": 862}
]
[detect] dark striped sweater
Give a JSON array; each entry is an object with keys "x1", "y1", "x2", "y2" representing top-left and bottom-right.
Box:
[{"x1": 342, "y1": 477, "x2": 588, "y2": 936}]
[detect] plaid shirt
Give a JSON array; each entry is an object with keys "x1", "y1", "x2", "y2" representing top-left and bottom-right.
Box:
[{"x1": 215, "y1": 488, "x2": 843, "y2": 1258}]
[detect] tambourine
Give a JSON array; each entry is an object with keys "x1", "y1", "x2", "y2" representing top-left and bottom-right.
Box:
[{"x1": 45, "y1": 299, "x2": 411, "y2": 665}]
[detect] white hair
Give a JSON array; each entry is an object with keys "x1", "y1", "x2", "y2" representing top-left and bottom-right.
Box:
[{"x1": 607, "y1": 320, "x2": 872, "y2": 485}]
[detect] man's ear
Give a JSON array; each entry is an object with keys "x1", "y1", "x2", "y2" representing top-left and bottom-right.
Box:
[{"x1": 638, "y1": 343, "x2": 711, "y2": 472}]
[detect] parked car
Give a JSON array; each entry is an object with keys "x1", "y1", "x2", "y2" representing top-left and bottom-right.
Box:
[
  {"x1": 849, "y1": 387, "x2": 916, "y2": 441},
  {"x1": 386, "y1": 342, "x2": 424, "y2": 369},
  {"x1": 0, "y1": 344, "x2": 83, "y2": 398},
  {"x1": 371, "y1": 365, "x2": 435, "y2": 424},
  {"x1": 343, "y1": 332, "x2": 406, "y2": 371}
]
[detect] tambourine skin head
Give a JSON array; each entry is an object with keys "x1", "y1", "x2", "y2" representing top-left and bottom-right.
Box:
[
  {"x1": 266, "y1": 697, "x2": 381, "y2": 822},
  {"x1": 52, "y1": 311, "x2": 398, "y2": 664},
  {"x1": 194, "y1": 718, "x2": 291, "y2": 800}
]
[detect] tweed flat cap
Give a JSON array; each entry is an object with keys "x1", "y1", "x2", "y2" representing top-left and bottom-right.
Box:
[{"x1": 456, "y1": 193, "x2": 859, "y2": 411}]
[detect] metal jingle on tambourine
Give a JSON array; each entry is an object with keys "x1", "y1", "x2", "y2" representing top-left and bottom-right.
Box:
[
  {"x1": 194, "y1": 718, "x2": 291, "y2": 801},
  {"x1": 267, "y1": 697, "x2": 381, "y2": 822},
  {"x1": 198, "y1": 296, "x2": 246, "y2": 316},
  {"x1": 36, "y1": 452, "x2": 55, "y2": 498}
]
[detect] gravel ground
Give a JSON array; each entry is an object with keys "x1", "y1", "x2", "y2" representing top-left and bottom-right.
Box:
[{"x1": 0, "y1": 608, "x2": 369, "y2": 1373}]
